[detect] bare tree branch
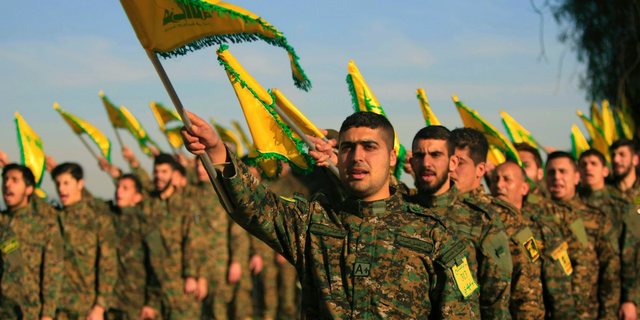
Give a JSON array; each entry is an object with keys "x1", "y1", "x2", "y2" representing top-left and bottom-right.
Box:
[{"x1": 530, "y1": 0, "x2": 550, "y2": 63}]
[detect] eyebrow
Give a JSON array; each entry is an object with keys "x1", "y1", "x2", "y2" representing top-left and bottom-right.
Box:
[{"x1": 340, "y1": 140, "x2": 380, "y2": 147}]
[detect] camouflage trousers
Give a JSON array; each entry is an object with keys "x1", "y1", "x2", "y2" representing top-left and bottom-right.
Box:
[
  {"x1": 277, "y1": 259, "x2": 299, "y2": 320},
  {"x1": 231, "y1": 261, "x2": 254, "y2": 320},
  {"x1": 201, "y1": 279, "x2": 233, "y2": 320},
  {"x1": 162, "y1": 281, "x2": 201, "y2": 320},
  {"x1": 255, "y1": 250, "x2": 277, "y2": 320},
  {"x1": 55, "y1": 309, "x2": 94, "y2": 320}
]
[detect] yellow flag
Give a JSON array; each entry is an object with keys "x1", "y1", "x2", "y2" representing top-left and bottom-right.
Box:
[
  {"x1": 601, "y1": 100, "x2": 619, "y2": 144},
  {"x1": 453, "y1": 95, "x2": 522, "y2": 166},
  {"x1": 119, "y1": 0, "x2": 311, "y2": 91},
  {"x1": 619, "y1": 93, "x2": 636, "y2": 136},
  {"x1": 14, "y1": 112, "x2": 47, "y2": 198},
  {"x1": 571, "y1": 124, "x2": 590, "y2": 161},
  {"x1": 614, "y1": 105, "x2": 634, "y2": 140},
  {"x1": 216, "y1": 45, "x2": 313, "y2": 176},
  {"x1": 248, "y1": 145, "x2": 281, "y2": 179},
  {"x1": 487, "y1": 145, "x2": 507, "y2": 167},
  {"x1": 54, "y1": 103, "x2": 112, "y2": 162},
  {"x1": 164, "y1": 127, "x2": 185, "y2": 150},
  {"x1": 590, "y1": 102, "x2": 604, "y2": 131},
  {"x1": 210, "y1": 118, "x2": 244, "y2": 156},
  {"x1": 346, "y1": 60, "x2": 406, "y2": 178},
  {"x1": 150, "y1": 102, "x2": 183, "y2": 149},
  {"x1": 577, "y1": 110, "x2": 610, "y2": 163},
  {"x1": 99, "y1": 91, "x2": 127, "y2": 128},
  {"x1": 416, "y1": 88, "x2": 440, "y2": 126},
  {"x1": 271, "y1": 88, "x2": 325, "y2": 139},
  {"x1": 500, "y1": 111, "x2": 540, "y2": 151},
  {"x1": 232, "y1": 120, "x2": 252, "y2": 151},
  {"x1": 119, "y1": 106, "x2": 162, "y2": 156}
]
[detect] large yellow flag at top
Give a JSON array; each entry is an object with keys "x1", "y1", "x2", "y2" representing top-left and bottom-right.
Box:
[
  {"x1": 150, "y1": 102, "x2": 184, "y2": 149},
  {"x1": 347, "y1": 60, "x2": 406, "y2": 178},
  {"x1": 416, "y1": 88, "x2": 441, "y2": 126},
  {"x1": 577, "y1": 110, "x2": 611, "y2": 163},
  {"x1": 15, "y1": 112, "x2": 47, "y2": 198},
  {"x1": 54, "y1": 103, "x2": 112, "y2": 162},
  {"x1": 119, "y1": 0, "x2": 311, "y2": 91},
  {"x1": 453, "y1": 95, "x2": 522, "y2": 166},
  {"x1": 271, "y1": 88, "x2": 325, "y2": 139},
  {"x1": 216, "y1": 44, "x2": 313, "y2": 177},
  {"x1": 601, "y1": 100, "x2": 620, "y2": 144}
]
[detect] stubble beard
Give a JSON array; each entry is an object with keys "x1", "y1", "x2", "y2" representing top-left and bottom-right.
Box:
[{"x1": 417, "y1": 166, "x2": 449, "y2": 196}]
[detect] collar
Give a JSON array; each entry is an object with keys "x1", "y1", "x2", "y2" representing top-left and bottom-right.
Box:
[
  {"x1": 5, "y1": 205, "x2": 30, "y2": 218},
  {"x1": 463, "y1": 186, "x2": 486, "y2": 199},
  {"x1": 342, "y1": 188, "x2": 402, "y2": 218},
  {"x1": 579, "y1": 187, "x2": 607, "y2": 200}
]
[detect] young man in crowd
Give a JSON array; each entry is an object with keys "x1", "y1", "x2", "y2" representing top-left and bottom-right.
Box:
[
  {"x1": 610, "y1": 139, "x2": 640, "y2": 202},
  {"x1": 514, "y1": 142, "x2": 549, "y2": 197}
]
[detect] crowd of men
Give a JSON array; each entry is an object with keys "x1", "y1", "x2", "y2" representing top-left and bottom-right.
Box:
[{"x1": 1, "y1": 109, "x2": 639, "y2": 320}]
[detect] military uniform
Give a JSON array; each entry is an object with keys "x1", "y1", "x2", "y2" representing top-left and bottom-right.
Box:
[
  {"x1": 613, "y1": 178, "x2": 640, "y2": 204},
  {"x1": 56, "y1": 191, "x2": 118, "y2": 319},
  {"x1": 580, "y1": 187, "x2": 640, "y2": 318},
  {"x1": 552, "y1": 196, "x2": 620, "y2": 319},
  {"x1": 212, "y1": 150, "x2": 477, "y2": 319},
  {"x1": 466, "y1": 187, "x2": 545, "y2": 319},
  {"x1": 106, "y1": 202, "x2": 168, "y2": 320},
  {"x1": 522, "y1": 194, "x2": 576, "y2": 319},
  {"x1": 229, "y1": 220, "x2": 253, "y2": 320},
  {"x1": 0, "y1": 203, "x2": 64, "y2": 319}
]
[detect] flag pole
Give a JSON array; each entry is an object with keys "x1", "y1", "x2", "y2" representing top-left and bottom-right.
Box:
[
  {"x1": 145, "y1": 49, "x2": 234, "y2": 212},
  {"x1": 111, "y1": 127, "x2": 133, "y2": 170},
  {"x1": 77, "y1": 134, "x2": 116, "y2": 185},
  {"x1": 272, "y1": 104, "x2": 339, "y2": 177}
]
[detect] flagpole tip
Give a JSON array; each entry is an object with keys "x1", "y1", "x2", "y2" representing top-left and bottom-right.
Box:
[
  {"x1": 452, "y1": 95, "x2": 459, "y2": 102},
  {"x1": 99, "y1": 91, "x2": 104, "y2": 97},
  {"x1": 53, "y1": 103, "x2": 60, "y2": 110}
]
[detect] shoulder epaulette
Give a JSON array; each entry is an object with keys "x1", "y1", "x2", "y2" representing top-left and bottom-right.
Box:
[{"x1": 491, "y1": 198, "x2": 520, "y2": 215}]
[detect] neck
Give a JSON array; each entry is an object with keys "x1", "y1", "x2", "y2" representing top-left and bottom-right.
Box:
[
  {"x1": 618, "y1": 170, "x2": 637, "y2": 191},
  {"x1": 587, "y1": 183, "x2": 605, "y2": 192},
  {"x1": 358, "y1": 184, "x2": 391, "y2": 202},
  {"x1": 433, "y1": 179, "x2": 451, "y2": 196},
  {"x1": 160, "y1": 185, "x2": 175, "y2": 200},
  {"x1": 8, "y1": 201, "x2": 28, "y2": 211},
  {"x1": 514, "y1": 199, "x2": 523, "y2": 210},
  {"x1": 553, "y1": 191, "x2": 575, "y2": 203}
]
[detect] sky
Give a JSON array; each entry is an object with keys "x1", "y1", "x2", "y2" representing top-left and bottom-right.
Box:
[{"x1": 0, "y1": 0, "x2": 590, "y2": 202}]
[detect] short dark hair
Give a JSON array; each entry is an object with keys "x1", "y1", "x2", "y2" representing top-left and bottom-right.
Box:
[
  {"x1": 339, "y1": 112, "x2": 395, "y2": 151},
  {"x1": 450, "y1": 128, "x2": 489, "y2": 165},
  {"x1": 546, "y1": 151, "x2": 577, "y2": 171},
  {"x1": 52, "y1": 162, "x2": 83, "y2": 181},
  {"x1": 174, "y1": 162, "x2": 186, "y2": 177},
  {"x1": 412, "y1": 126, "x2": 454, "y2": 157},
  {"x1": 579, "y1": 149, "x2": 607, "y2": 166},
  {"x1": 611, "y1": 138, "x2": 637, "y2": 154},
  {"x1": 119, "y1": 174, "x2": 143, "y2": 194},
  {"x1": 154, "y1": 153, "x2": 177, "y2": 170},
  {"x1": 2, "y1": 163, "x2": 36, "y2": 187},
  {"x1": 514, "y1": 143, "x2": 543, "y2": 169}
]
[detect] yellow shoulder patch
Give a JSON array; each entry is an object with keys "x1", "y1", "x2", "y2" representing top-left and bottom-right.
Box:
[
  {"x1": 0, "y1": 237, "x2": 20, "y2": 254},
  {"x1": 452, "y1": 257, "x2": 478, "y2": 299},
  {"x1": 522, "y1": 236, "x2": 540, "y2": 263},
  {"x1": 279, "y1": 196, "x2": 295, "y2": 203}
]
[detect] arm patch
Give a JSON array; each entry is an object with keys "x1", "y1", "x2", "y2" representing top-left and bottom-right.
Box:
[{"x1": 482, "y1": 231, "x2": 513, "y2": 273}]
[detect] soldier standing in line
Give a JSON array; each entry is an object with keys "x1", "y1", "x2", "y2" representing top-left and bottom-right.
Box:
[
  {"x1": 610, "y1": 139, "x2": 640, "y2": 202},
  {"x1": 1, "y1": 164, "x2": 64, "y2": 320},
  {"x1": 577, "y1": 149, "x2": 640, "y2": 320},
  {"x1": 545, "y1": 151, "x2": 620, "y2": 319},
  {"x1": 513, "y1": 143, "x2": 549, "y2": 198}
]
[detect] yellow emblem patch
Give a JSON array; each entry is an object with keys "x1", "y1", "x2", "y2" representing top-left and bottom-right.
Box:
[
  {"x1": 551, "y1": 242, "x2": 573, "y2": 276},
  {"x1": 0, "y1": 237, "x2": 20, "y2": 254},
  {"x1": 522, "y1": 236, "x2": 540, "y2": 262},
  {"x1": 279, "y1": 196, "x2": 295, "y2": 203},
  {"x1": 452, "y1": 257, "x2": 478, "y2": 298}
]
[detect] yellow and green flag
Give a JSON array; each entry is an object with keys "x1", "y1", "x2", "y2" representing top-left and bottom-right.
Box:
[
  {"x1": 619, "y1": 93, "x2": 635, "y2": 138},
  {"x1": 54, "y1": 103, "x2": 112, "y2": 162},
  {"x1": 119, "y1": 106, "x2": 162, "y2": 156},
  {"x1": 119, "y1": 0, "x2": 311, "y2": 91},
  {"x1": 590, "y1": 102, "x2": 604, "y2": 132},
  {"x1": 99, "y1": 91, "x2": 128, "y2": 128},
  {"x1": 453, "y1": 95, "x2": 522, "y2": 166},
  {"x1": 416, "y1": 88, "x2": 440, "y2": 126},
  {"x1": 271, "y1": 88, "x2": 325, "y2": 139},
  {"x1": 346, "y1": 60, "x2": 406, "y2": 178},
  {"x1": 571, "y1": 124, "x2": 590, "y2": 161},
  {"x1": 15, "y1": 112, "x2": 47, "y2": 199},
  {"x1": 150, "y1": 102, "x2": 184, "y2": 149},
  {"x1": 577, "y1": 110, "x2": 610, "y2": 163},
  {"x1": 500, "y1": 110, "x2": 540, "y2": 151},
  {"x1": 216, "y1": 44, "x2": 313, "y2": 178},
  {"x1": 601, "y1": 100, "x2": 620, "y2": 144},
  {"x1": 232, "y1": 120, "x2": 252, "y2": 151},
  {"x1": 210, "y1": 118, "x2": 244, "y2": 156}
]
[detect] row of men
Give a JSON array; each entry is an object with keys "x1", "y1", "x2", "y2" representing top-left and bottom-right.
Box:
[
  {"x1": 0, "y1": 145, "x2": 310, "y2": 319},
  {"x1": 176, "y1": 110, "x2": 640, "y2": 320}
]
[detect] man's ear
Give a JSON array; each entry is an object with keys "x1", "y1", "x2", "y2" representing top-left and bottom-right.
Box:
[
  {"x1": 521, "y1": 179, "x2": 530, "y2": 197},
  {"x1": 633, "y1": 154, "x2": 639, "y2": 167},
  {"x1": 449, "y1": 155, "x2": 460, "y2": 172},
  {"x1": 78, "y1": 178, "x2": 85, "y2": 191},
  {"x1": 574, "y1": 171, "x2": 580, "y2": 186},
  {"x1": 389, "y1": 148, "x2": 397, "y2": 167},
  {"x1": 25, "y1": 185, "x2": 34, "y2": 197},
  {"x1": 603, "y1": 165, "x2": 610, "y2": 178},
  {"x1": 133, "y1": 193, "x2": 143, "y2": 204},
  {"x1": 476, "y1": 162, "x2": 487, "y2": 178},
  {"x1": 536, "y1": 167, "x2": 544, "y2": 181}
]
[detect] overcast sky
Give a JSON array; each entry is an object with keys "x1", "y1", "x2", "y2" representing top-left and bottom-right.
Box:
[{"x1": 0, "y1": 1, "x2": 591, "y2": 202}]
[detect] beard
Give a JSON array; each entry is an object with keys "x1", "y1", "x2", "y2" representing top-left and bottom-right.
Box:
[
  {"x1": 155, "y1": 177, "x2": 173, "y2": 193},
  {"x1": 614, "y1": 164, "x2": 633, "y2": 180},
  {"x1": 416, "y1": 166, "x2": 450, "y2": 195}
]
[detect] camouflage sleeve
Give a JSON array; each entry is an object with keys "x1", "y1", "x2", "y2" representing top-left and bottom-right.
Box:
[
  {"x1": 132, "y1": 165, "x2": 154, "y2": 193},
  {"x1": 213, "y1": 148, "x2": 311, "y2": 265},
  {"x1": 95, "y1": 214, "x2": 118, "y2": 310},
  {"x1": 41, "y1": 216, "x2": 64, "y2": 318},
  {"x1": 622, "y1": 204, "x2": 640, "y2": 306},
  {"x1": 478, "y1": 217, "x2": 513, "y2": 320},
  {"x1": 229, "y1": 219, "x2": 250, "y2": 264},
  {"x1": 182, "y1": 205, "x2": 198, "y2": 278},
  {"x1": 140, "y1": 214, "x2": 167, "y2": 312},
  {"x1": 597, "y1": 215, "x2": 621, "y2": 318}
]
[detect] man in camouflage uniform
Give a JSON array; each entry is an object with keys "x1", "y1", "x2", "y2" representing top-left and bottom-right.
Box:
[
  {"x1": 545, "y1": 151, "x2": 620, "y2": 319},
  {"x1": 578, "y1": 149, "x2": 640, "y2": 319},
  {"x1": 1, "y1": 164, "x2": 64, "y2": 320},
  {"x1": 50, "y1": 162, "x2": 118, "y2": 320},
  {"x1": 610, "y1": 139, "x2": 640, "y2": 203},
  {"x1": 139, "y1": 154, "x2": 201, "y2": 319},
  {"x1": 448, "y1": 128, "x2": 542, "y2": 319},
  {"x1": 182, "y1": 111, "x2": 477, "y2": 319},
  {"x1": 514, "y1": 143, "x2": 549, "y2": 198}
]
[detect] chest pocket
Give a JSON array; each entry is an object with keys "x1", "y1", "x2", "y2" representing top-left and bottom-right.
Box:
[
  {"x1": 308, "y1": 223, "x2": 347, "y2": 302},
  {"x1": 482, "y1": 231, "x2": 513, "y2": 273},
  {"x1": 569, "y1": 218, "x2": 589, "y2": 247}
]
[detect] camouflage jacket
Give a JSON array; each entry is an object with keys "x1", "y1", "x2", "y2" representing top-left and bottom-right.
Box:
[
  {"x1": 579, "y1": 187, "x2": 640, "y2": 308},
  {"x1": 521, "y1": 194, "x2": 577, "y2": 319},
  {"x1": 0, "y1": 203, "x2": 64, "y2": 319},
  {"x1": 466, "y1": 187, "x2": 545, "y2": 320},
  {"x1": 212, "y1": 150, "x2": 477, "y2": 319},
  {"x1": 57, "y1": 192, "x2": 118, "y2": 313},
  {"x1": 109, "y1": 203, "x2": 167, "y2": 315},
  {"x1": 140, "y1": 188, "x2": 197, "y2": 309},
  {"x1": 132, "y1": 165, "x2": 154, "y2": 194},
  {"x1": 611, "y1": 178, "x2": 640, "y2": 205},
  {"x1": 553, "y1": 196, "x2": 620, "y2": 320}
]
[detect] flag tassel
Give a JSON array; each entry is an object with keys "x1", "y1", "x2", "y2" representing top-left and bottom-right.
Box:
[
  {"x1": 145, "y1": 49, "x2": 234, "y2": 213},
  {"x1": 272, "y1": 103, "x2": 339, "y2": 177}
]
